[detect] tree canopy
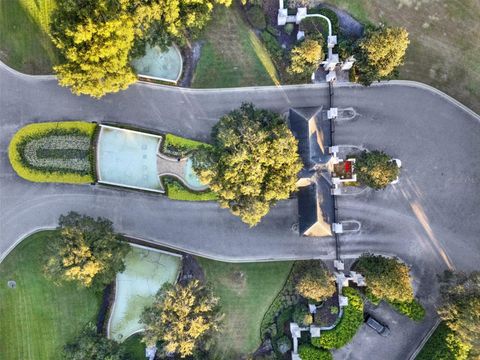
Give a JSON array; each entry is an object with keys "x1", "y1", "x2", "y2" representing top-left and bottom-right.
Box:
[
  {"x1": 294, "y1": 260, "x2": 336, "y2": 302},
  {"x1": 355, "y1": 150, "x2": 399, "y2": 190},
  {"x1": 44, "y1": 212, "x2": 130, "y2": 290},
  {"x1": 63, "y1": 323, "x2": 126, "y2": 360},
  {"x1": 355, "y1": 253, "x2": 414, "y2": 303},
  {"x1": 355, "y1": 26, "x2": 409, "y2": 85},
  {"x1": 141, "y1": 280, "x2": 220, "y2": 358},
  {"x1": 193, "y1": 103, "x2": 302, "y2": 226},
  {"x1": 288, "y1": 39, "x2": 324, "y2": 78},
  {"x1": 438, "y1": 271, "x2": 480, "y2": 358}
]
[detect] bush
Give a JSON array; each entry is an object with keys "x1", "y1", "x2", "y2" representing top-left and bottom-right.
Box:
[
  {"x1": 300, "y1": 17, "x2": 327, "y2": 42},
  {"x1": 261, "y1": 30, "x2": 284, "y2": 62},
  {"x1": 163, "y1": 178, "x2": 217, "y2": 201},
  {"x1": 417, "y1": 322, "x2": 470, "y2": 360},
  {"x1": 247, "y1": 6, "x2": 266, "y2": 30},
  {"x1": 162, "y1": 133, "x2": 209, "y2": 157},
  {"x1": 354, "y1": 150, "x2": 399, "y2": 190},
  {"x1": 389, "y1": 298, "x2": 425, "y2": 321},
  {"x1": 311, "y1": 8, "x2": 340, "y2": 35},
  {"x1": 284, "y1": 23, "x2": 294, "y2": 35},
  {"x1": 299, "y1": 345, "x2": 332, "y2": 360},
  {"x1": 8, "y1": 121, "x2": 96, "y2": 183},
  {"x1": 294, "y1": 260, "x2": 336, "y2": 302},
  {"x1": 313, "y1": 288, "x2": 364, "y2": 349},
  {"x1": 293, "y1": 304, "x2": 312, "y2": 326},
  {"x1": 274, "y1": 336, "x2": 292, "y2": 354}
]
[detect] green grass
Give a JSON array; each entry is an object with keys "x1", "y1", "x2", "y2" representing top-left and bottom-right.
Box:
[
  {"x1": 0, "y1": 231, "x2": 102, "y2": 360},
  {"x1": 123, "y1": 334, "x2": 145, "y2": 360},
  {"x1": 164, "y1": 178, "x2": 218, "y2": 201},
  {"x1": 197, "y1": 258, "x2": 293, "y2": 359},
  {"x1": 192, "y1": 4, "x2": 279, "y2": 88},
  {"x1": 0, "y1": 0, "x2": 59, "y2": 74}
]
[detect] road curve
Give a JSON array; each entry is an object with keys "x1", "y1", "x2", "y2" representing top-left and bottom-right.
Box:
[{"x1": 1, "y1": 59, "x2": 479, "y2": 269}]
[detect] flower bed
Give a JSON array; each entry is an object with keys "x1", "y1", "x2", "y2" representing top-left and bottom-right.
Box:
[{"x1": 8, "y1": 122, "x2": 96, "y2": 183}]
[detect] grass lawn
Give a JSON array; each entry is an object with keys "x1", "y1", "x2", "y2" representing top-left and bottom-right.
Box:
[
  {"x1": 0, "y1": 231, "x2": 102, "y2": 360},
  {"x1": 0, "y1": 0, "x2": 59, "y2": 74},
  {"x1": 123, "y1": 334, "x2": 145, "y2": 360},
  {"x1": 325, "y1": 0, "x2": 480, "y2": 114},
  {"x1": 192, "y1": 4, "x2": 279, "y2": 88},
  {"x1": 197, "y1": 258, "x2": 293, "y2": 359}
]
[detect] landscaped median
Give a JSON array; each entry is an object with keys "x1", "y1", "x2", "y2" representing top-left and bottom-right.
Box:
[{"x1": 8, "y1": 121, "x2": 97, "y2": 183}]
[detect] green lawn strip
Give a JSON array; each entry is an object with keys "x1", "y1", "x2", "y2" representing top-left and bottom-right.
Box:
[
  {"x1": 0, "y1": 231, "x2": 102, "y2": 360},
  {"x1": 8, "y1": 121, "x2": 96, "y2": 183},
  {"x1": 192, "y1": 5, "x2": 279, "y2": 88},
  {"x1": 0, "y1": 0, "x2": 59, "y2": 74},
  {"x1": 312, "y1": 287, "x2": 364, "y2": 349},
  {"x1": 197, "y1": 258, "x2": 293, "y2": 358},
  {"x1": 164, "y1": 177, "x2": 217, "y2": 201},
  {"x1": 416, "y1": 322, "x2": 470, "y2": 360},
  {"x1": 123, "y1": 334, "x2": 146, "y2": 360}
]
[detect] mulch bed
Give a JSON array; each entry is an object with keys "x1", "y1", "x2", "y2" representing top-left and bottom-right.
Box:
[
  {"x1": 314, "y1": 292, "x2": 339, "y2": 327},
  {"x1": 178, "y1": 254, "x2": 205, "y2": 285}
]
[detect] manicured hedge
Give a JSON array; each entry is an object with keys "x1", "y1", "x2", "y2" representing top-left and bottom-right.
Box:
[
  {"x1": 162, "y1": 133, "x2": 209, "y2": 157},
  {"x1": 416, "y1": 322, "x2": 470, "y2": 360},
  {"x1": 389, "y1": 298, "x2": 425, "y2": 321},
  {"x1": 8, "y1": 122, "x2": 96, "y2": 183},
  {"x1": 299, "y1": 345, "x2": 332, "y2": 360},
  {"x1": 164, "y1": 177, "x2": 217, "y2": 201},
  {"x1": 312, "y1": 287, "x2": 364, "y2": 349}
]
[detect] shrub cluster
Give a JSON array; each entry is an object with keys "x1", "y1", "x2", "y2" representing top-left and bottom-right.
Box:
[
  {"x1": 299, "y1": 344, "x2": 332, "y2": 360},
  {"x1": 312, "y1": 287, "x2": 364, "y2": 349},
  {"x1": 246, "y1": 6, "x2": 266, "y2": 29},
  {"x1": 416, "y1": 322, "x2": 470, "y2": 360},
  {"x1": 8, "y1": 121, "x2": 96, "y2": 183}
]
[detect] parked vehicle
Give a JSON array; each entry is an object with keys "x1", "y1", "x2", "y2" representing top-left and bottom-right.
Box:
[{"x1": 365, "y1": 315, "x2": 390, "y2": 336}]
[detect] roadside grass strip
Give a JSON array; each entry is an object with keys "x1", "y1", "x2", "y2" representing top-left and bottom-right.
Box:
[
  {"x1": 312, "y1": 287, "x2": 364, "y2": 349},
  {"x1": 8, "y1": 121, "x2": 96, "y2": 183}
]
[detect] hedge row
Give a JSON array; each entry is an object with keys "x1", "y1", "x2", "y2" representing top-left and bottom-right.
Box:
[
  {"x1": 312, "y1": 287, "x2": 364, "y2": 349},
  {"x1": 299, "y1": 345, "x2": 332, "y2": 360},
  {"x1": 8, "y1": 122, "x2": 96, "y2": 183},
  {"x1": 162, "y1": 133, "x2": 209, "y2": 157},
  {"x1": 163, "y1": 177, "x2": 217, "y2": 201},
  {"x1": 365, "y1": 288, "x2": 425, "y2": 321}
]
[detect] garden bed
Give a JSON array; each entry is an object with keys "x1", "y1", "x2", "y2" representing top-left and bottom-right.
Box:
[
  {"x1": 163, "y1": 177, "x2": 217, "y2": 201},
  {"x1": 314, "y1": 292, "x2": 339, "y2": 327},
  {"x1": 8, "y1": 121, "x2": 96, "y2": 183}
]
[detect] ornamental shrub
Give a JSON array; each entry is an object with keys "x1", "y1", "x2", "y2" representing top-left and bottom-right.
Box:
[
  {"x1": 312, "y1": 288, "x2": 364, "y2": 349},
  {"x1": 293, "y1": 304, "x2": 313, "y2": 326},
  {"x1": 389, "y1": 299, "x2": 425, "y2": 321},
  {"x1": 8, "y1": 122, "x2": 96, "y2": 183},
  {"x1": 299, "y1": 345, "x2": 332, "y2": 360},
  {"x1": 274, "y1": 336, "x2": 292, "y2": 354},
  {"x1": 247, "y1": 6, "x2": 266, "y2": 29},
  {"x1": 294, "y1": 260, "x2": 336, "y2": 302},
  {"x1": 355, "y1": 150, "x2": 399, "y2": 190},
  {"x1": 284, "y1": 23, "x2": 294, "y2": 35}
]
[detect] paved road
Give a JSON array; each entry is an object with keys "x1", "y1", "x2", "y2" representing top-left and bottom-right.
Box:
[{"x1": 1, "y1": 61, "x2": 480, "y2": 272}]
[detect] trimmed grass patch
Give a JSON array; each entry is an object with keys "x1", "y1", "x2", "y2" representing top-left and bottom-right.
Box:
[
  {"x1": 0, "y1": 0, "x2": 59, "y2": 74},
  {"x1": 197, "y1": 258, "x2": 293, "y2": 358},
  {"x1": 8, "y1": 121, "x2": 96, "y2": 183},
  {"x1": 0, "y1": 231, "x2": 102, "y2": 360},
  {"x1": 192, "y1": 5, "x2": 279, "y2": 88},
  {"x1": 164, "y1": 177, "x2": 217, "y2": 201}
]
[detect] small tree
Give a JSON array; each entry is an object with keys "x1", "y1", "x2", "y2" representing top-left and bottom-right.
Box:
[
  {"x1": 193, "y1": 103, "x2": 302, "y2": 226},
  {"x1": 355, "y1": 253, "x2": 414, "y2": 303},
  {"x1": 294, "y1": 260, "x2": 336, "y2": 302},
  {"x1": 44, "y1": 212, "x2": 130, "y2": 290},
  {"x1": 355, "y1": 150, "x2": 399, "y2": 190},
  {"x1": 64, "y1": 323, "x2": 126, "y2": 360},
  {"x1": 438, "y1": 271, "x2": 480, "y2": 357},
  {"x1": 288, "y1": 39, "x2": 323, "y2": 77},
  {"x1": 355, "y1": 26, "x2": 409, "y2": 85},
  {"x1": 141, "y1": 280, "x2": 220, "y2": 358}
]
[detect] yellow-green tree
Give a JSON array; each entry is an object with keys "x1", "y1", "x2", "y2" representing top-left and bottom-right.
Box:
[
  {"x1": 141, "y1": 280, "x2": 220, "y2": 358},
  {"x1": 193, "y1": 103, "x2": 302, "y2": 226},
  {"x1": 44, "y1": 212, "x2": 130, "y2": 290},
  {"x1": 356, "y1": 26, "x2": 409, "y2": 85},
  {"x1": 288, "y1": 39, "x2": 323, "y2": 77},
  {"x1": 51, "y1": 0, "x2": 137, "y2": 98},
  {"x1": 355, "y1": 253, "x2": 414, "y2": 303},
  {"x1": 294, "y1": 260, "x2": 336, "y2": 302}
]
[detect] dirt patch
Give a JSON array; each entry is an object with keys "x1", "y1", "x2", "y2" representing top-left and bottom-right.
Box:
[
  {"x1": 314, "y1": 291, "x2": 339, "y2": 327},
  {"x1": 219, "y1": 270, "x2": 247, "y2": 296}
]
